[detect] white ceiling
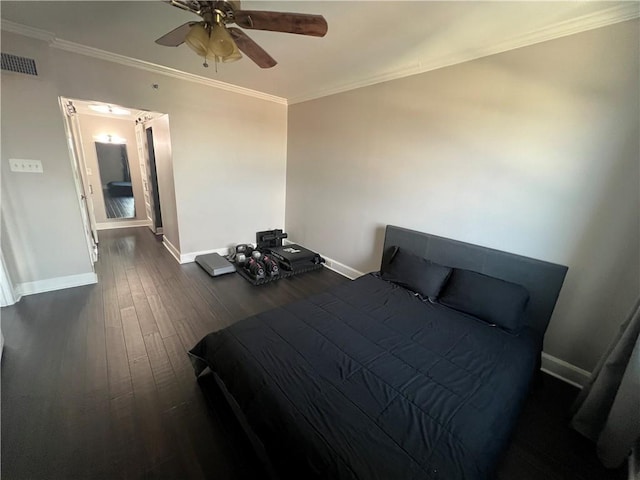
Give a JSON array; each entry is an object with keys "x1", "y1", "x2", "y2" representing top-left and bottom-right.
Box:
[{"x1": 1, "y1": 1, "x2": 637, "y2": 103}]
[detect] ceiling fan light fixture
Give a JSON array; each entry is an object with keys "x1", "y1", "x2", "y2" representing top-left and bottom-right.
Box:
[
  {"x1": 221, "y1": 39, "x2": 242, "y2": 63},
  {"x1": 185, "y1": 22, "x2": 210, "y2": 57},
  {"x1": 208, "y1": 23, "x2": 235, "y2": 58}
]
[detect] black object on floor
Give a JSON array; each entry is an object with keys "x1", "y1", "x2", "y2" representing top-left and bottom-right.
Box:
[
  {"x1": 256, "y1": 229, "x2": 288, "y2": 250},
  {"x1": 236, "y1": 260, "x2": 323, "y2": 285},
  {"x1": 267, "y1": 244, "x2": 324, "y2": 271}
]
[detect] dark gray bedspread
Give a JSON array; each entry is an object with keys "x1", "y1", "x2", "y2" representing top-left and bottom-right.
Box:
[{"x1": 189, "y1": 273, "x2": 539, "y2": 480}]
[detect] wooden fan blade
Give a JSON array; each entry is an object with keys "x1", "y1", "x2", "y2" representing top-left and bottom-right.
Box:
[
  {"x1": 234, "y1": 11, "x2": 328, "y2": 37},
  {"x1": 229, "y1": 28, "x2": 277, "y2": 68},
  {"x1": 155, "y1": 22, "x2": 197, "y2": 46}
]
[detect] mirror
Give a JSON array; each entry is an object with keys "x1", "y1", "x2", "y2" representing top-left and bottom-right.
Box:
[{"x1": 95, "y1": 142, "x2": 135, "y2": 219}]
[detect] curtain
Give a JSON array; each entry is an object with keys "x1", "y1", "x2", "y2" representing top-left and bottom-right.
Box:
[{"x1": 570, "y1": 298, "x2": 640, "y2": 468}]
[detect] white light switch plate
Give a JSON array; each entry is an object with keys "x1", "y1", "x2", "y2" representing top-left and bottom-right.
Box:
[{"x1": 9, "y1": 159, "x2": 43, "y2": 173}]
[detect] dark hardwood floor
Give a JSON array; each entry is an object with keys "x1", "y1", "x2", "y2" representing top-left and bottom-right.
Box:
[
  {"x1": 1, "y1": 227, "x2": 626, "y2": 480},
  {"x1": 104, "y1": 193, "x2": 135, "y2": 219}
]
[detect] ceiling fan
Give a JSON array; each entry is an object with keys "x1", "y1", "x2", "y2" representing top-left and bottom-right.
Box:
[{"x1": 155, "y1": 0, "x2": 328, "y2": 69}]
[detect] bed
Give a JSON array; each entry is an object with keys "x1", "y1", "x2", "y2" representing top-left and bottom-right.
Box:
[
  {"x1": 189, "y1": 225, "x2": 568, "y2": 479},
  {"x1": 106, "y1": 181, "x2": 133, "y2": 197}
]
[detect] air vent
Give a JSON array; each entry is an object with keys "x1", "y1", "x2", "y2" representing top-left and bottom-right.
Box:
[{"x1": 1, "y1": 53, "x2": 38, "y2": 76}]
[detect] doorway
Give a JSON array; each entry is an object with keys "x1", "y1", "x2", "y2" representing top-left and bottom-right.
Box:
[{"x1": 60, "y1": 97, "x2": 173, "y2": 258}]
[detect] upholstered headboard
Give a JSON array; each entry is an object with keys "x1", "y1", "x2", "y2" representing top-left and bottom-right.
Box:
[{"x1": 382, "y1": 225, "x2": 568, "y2": 342}]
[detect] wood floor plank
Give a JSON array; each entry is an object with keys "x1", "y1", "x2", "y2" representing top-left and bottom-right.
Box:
[
  {"x1": 147, "y1": 293, "x2": 177, "y2": 338},
  {"x1": 180, "y1": 266, "x2": 235, "y2": 328},
  {"x1": 173, "y1": 315, "x2": 204, "y2": 352},
  {"x1": 133, "y1": 296, "x2": 160, "y2": 336},
  {"x1": 162, "y1": 333, "x2": 195, "y2": 382},
  {"x1": 172, "y1": 272, "x2": 221, "y2": 325},
  {"x1": 129, "y1": 354, "x2": 173, "y2": 469},
  {"x1": 154, "y1": 281, "x2": 188, "y2": 322},
  {"x1": 125, "y1": 266, "x2": 146, "y2": 302},
  {"x1": 162, "y1": 404, "x2": 208, "y2": 480},
  {"x1": 103, "y1": 286, "x2": 120, "y2": 330},
  {"x1": 109, "y1": 392, "x2": 145, "y2": 479},
  {"x1": 85, "y1": 283, "x2": 109, "y2": 398},
  {"x1": 136, "y1": 263, "x2": 159, "y2": 297},
  {"x1": 143, "y1": 331, "x2": 184, "y2": 411},
  {"x1": 120, "y1": 305, "x2": 147, "y2": 363},
  {"x1": 104, "y1": 324, "x2": 133, "y2": 400},
  {"x1": 135, "y1": 240, "x2": 168, "y2": 289},
  {"x1": 112, "y1": 242, "x2": 134, "y2": 309}
]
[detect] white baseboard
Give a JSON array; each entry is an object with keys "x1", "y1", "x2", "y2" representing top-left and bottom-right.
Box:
[
  {"x1": 283, "y1": 239, "x2": 365, "y2": 280},
  {"x1": 162, "y1": 237, "x2": 231, "y2": 265},
  {"x1": 0, "y1": 253, "x2": 19, "y2": 306},
  {"x1": 0, "y1": 283, "x2": 21, "y2": 306},
  {"x1": 162, "y1": 237, "x2": 182, "y2": 264},
  {"x1": 96, "y1": 220, "x2": 151, "y2": 230},
  {"x1": 321, "y1": 256, "x2": 365, "y2": 280},
  {"x1": 1, "y1": 291, "x2": 22, "y2": 306},
  {"x1": 541, "y1": 352, "x2": 591, "y2": 389},
  {"x1": 15, "y1": 272, "x2": 98, "y2": 297},
  {"x1": 180, "y1": 247, "x2": 231, "y2": 264}
]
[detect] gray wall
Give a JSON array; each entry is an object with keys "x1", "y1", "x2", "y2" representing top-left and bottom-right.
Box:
[
  {"x1": 145, "y1": 115, "x2": 181, "y2": 252},
  {"x1": 285, "y1": 20, "x2": 640, "y2": 372},
  {"x1": 50, "y1": 46, "x2": 287, "y2": 255},
  {"x1": 1, "y1": 34, "x2": 93, "y2": 284},
  {"x1": 1, "y1": 30, "x2": 287, "y2": 289}
]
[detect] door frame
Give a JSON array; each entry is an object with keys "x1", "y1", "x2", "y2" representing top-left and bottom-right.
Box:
[
  {"x1": 144, "y1": 125, "x2": 163, "y2": 233},
  {"x1": 0, "y1": 250, "x2": 19, "y2": 307},
  {"x1": 60, "y1": 98, "x2": 173, "y2": 255},
  {"x1": 135, "y1": 115, "x2": 164, "y2": 235},
  {"x1": 59, "y1": 97, "x2": 98, "y2": 264}
]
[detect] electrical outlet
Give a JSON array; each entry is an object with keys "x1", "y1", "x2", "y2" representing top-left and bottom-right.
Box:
[{"x1": 9, "y1": 159, "x2": 43, "y2": 173}]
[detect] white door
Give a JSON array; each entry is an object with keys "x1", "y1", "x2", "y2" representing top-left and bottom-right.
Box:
[
  {"x1": 135, "y1": 121, "x2": 158, "y2": 233},
  {"x1": 0, "y1": 251, "x2": 18, "y2": 307},
  {"x1": 60, "y1": 98, "x2": 98, "y2": 263}
]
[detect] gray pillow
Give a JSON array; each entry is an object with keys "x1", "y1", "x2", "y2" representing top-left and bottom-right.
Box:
[
  {"x1": 380, "y1": 247, "x2": 452, "y2": 300},
  {"x1": 439, "y1": 268, "x2": 530, "y2": 333}
]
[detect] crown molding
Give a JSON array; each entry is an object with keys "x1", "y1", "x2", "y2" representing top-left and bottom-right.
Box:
[
  {"x1": 1, "y1": 20, "x2": 287, "y2": 105},
  {"x1": 51, "y1": 39, "x2": 287, "y2": 105},
  {"x1": 1, "y1": 19, "x2": 54, "y2": 42},
  {"x1": 288, "y1": 3, "x2": 640, "y2": 104}
]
